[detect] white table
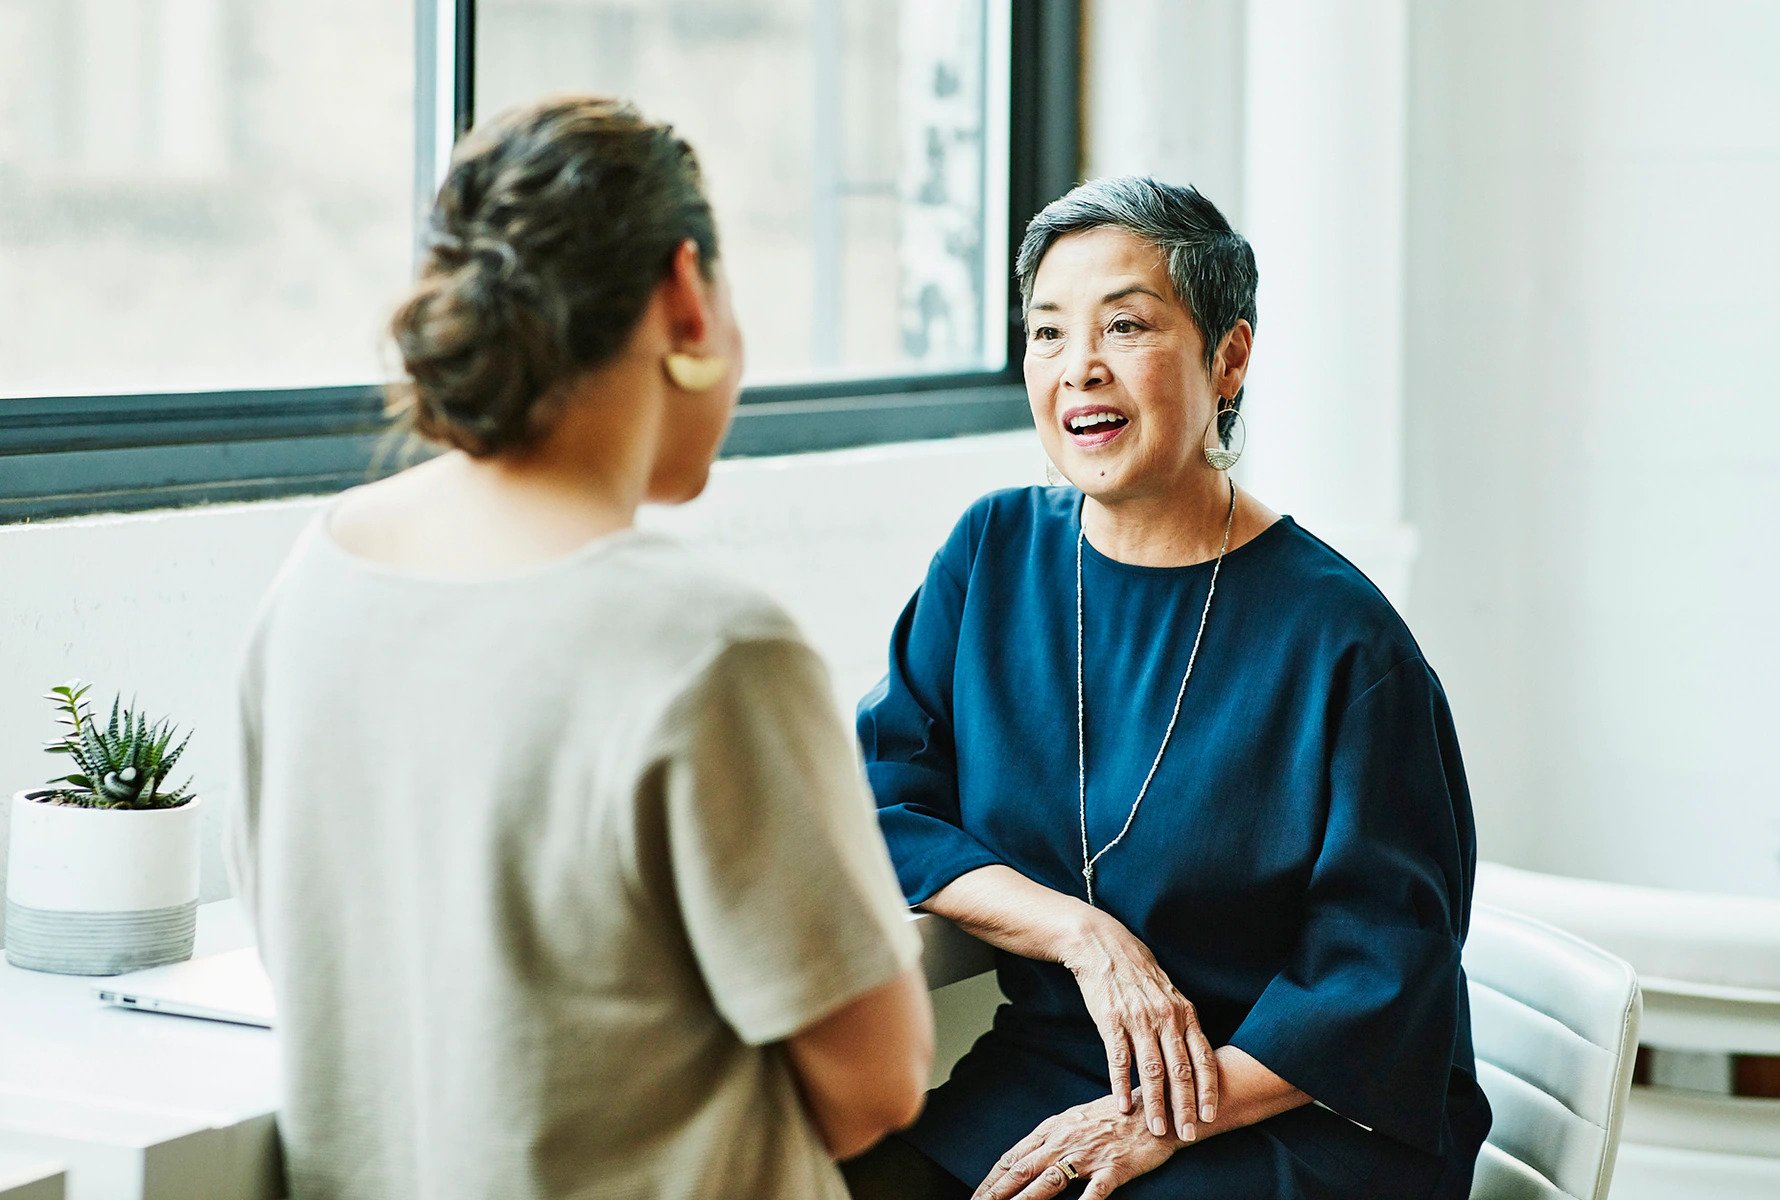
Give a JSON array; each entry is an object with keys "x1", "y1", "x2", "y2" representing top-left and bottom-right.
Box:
[
  {"x1": 0, "y1": 903, "x2": 991, "y2": 1200},
  {"x1": 0, "y1": 1147, "x2": 64, "y2": 1200},
  {"x1": 0, "y1": 901, "x2": 281, "y2": 1200}
]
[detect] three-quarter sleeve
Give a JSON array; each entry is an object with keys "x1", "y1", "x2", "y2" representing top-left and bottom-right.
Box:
[
  {"x1": 1227, "y1": 656, "x2": 1476, "y2": 1156},
  {"x1": 652, "y1": 636, "x2": 921, "y2": 1047},
  {"x1": 858, "y1": 539, "x2": 1005, "y2": 906}
]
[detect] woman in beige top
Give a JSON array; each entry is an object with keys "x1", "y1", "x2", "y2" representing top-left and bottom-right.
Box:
[{"x1": 227, "y1": 94, "x2": 932, "y2": 1200}]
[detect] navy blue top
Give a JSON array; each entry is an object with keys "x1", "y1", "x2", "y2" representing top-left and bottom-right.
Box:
[{"x1": 859, "y1": 487, "x2": 1492, "y2": 1199}]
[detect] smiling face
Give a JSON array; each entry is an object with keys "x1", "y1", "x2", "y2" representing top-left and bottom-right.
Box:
[{"x1": 1024, "y1": 225, "x2": 1249, "y2": 503}]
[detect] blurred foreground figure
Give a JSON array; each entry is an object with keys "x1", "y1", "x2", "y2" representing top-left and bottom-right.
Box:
[{"x1": 229, "y1": 94, "x2": 933, "y2": 1200}]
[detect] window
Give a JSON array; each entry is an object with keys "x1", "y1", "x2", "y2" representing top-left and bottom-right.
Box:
[
  {"x1": 0, "y1": 0, "x2": 1078, "y2": 522},
  {"x1": 0, "y1": 0, "x2": 416, "y2": 397},
  {"x1": 477, "y1": 0, "x2": 1009, "y2": 385}
]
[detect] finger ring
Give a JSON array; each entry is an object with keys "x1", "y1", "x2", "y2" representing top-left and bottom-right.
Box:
[{"x1": 1057, "y1": 1157, "x2": 1080, "y2": 1181}]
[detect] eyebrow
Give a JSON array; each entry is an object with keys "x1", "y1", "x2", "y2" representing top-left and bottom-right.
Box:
[
  {"x1": 1102, "y1": 285, "x2": 1165, "y2": 304},
  {"x1": 1027, "y1": 284, "x2": 1166, "y2": 313}
]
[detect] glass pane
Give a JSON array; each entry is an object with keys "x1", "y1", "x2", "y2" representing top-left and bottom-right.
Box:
[
  {"x1": 475, "y1": 0, "x2": 1009, "y2": 386},
  {"x1": 0, "y1": 0, "x2": 417, "y2": 398}
]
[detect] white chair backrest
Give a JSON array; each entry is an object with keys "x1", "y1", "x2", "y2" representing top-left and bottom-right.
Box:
[{"x1": 1464, "y1": 903, "x2": 1642, "y2": 1200}]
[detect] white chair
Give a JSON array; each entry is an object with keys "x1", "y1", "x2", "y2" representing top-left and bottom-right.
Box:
[
  {"x1": 1465, "y1": 903, "x2": 1642, "y2": 1200},
  {"x1": 1477, "y1": 863, "x2": 1780, "y2": 1199}
]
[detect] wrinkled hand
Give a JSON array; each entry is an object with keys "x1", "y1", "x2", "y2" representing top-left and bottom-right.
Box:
[
  {"x1": 972, "y1": 1095, "x2": 1181, "y2": 1200},
  {"x1": 1064, "y1": 919, "x2": 1219, "y2": 1141}
]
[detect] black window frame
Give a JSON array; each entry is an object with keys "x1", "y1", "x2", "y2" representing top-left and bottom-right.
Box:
[{"x1": 0, "y1": 0, "x2": 1079, "y2": 524}]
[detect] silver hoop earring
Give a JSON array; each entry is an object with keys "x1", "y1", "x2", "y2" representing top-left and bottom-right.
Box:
[
  {"x1": 1044, "y1": 459, "x2": 1065, "y2": 487},
  {"x1": 1202, "y1": 405, "x2": 1246, "y2": 471}
]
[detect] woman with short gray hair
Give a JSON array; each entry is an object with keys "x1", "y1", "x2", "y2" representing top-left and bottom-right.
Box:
[{"x1": 848, "y1": 177, "x2": 1492, "y2": 1199}]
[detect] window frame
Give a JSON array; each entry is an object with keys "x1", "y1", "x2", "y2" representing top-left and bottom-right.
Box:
[{"x1": 0, "y1": 0, "x2": 1079, "y2": 524}]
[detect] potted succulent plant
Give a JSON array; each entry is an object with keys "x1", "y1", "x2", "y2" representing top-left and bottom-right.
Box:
[{"x1": 4, "y1": 681, "x2": 202, "y2": 975}]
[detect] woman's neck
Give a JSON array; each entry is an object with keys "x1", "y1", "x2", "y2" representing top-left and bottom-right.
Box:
[
  {"x1": 331, "y1": 364, "x2": 663, "y2": 577},
  {"x1": 1081, "y1": 474, "x2": 1256, "y2": 568}
]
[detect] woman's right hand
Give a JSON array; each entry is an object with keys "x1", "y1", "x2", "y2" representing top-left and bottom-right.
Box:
[
  {"x1": 1062, "y1": 912, "x2": 1220, "y2": 1143},
  {"x1": 920, "y1": 865, "x2": 1222, "y2": 1141}
]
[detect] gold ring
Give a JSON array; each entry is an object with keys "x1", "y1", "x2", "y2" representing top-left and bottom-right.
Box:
[{"x1": 1057, "y1": 1157, "x2": 1080, "y2": 1181}]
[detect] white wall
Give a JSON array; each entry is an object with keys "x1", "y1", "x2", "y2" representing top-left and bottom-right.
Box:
[
  {"x1": 0, "y1": 432, "x2": 1045, "y2": 941},
  {"x1": 1404, "y1": 1, "x2": 1780, "y2": 896},
  {"x1": 1083, "y1": 0, "x2": 1247, "y2": 212},
  {"x1": 1083, "y1": 0, "x2": 1421, "y2": 605},
  {"x1": 1088, "y1": 0, "x2": 1780, "y2": 899}
]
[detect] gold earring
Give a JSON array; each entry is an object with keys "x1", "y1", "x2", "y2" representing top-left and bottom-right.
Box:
[{"x1": 664, "y1": 351, "x2": 729, "y2": 393}]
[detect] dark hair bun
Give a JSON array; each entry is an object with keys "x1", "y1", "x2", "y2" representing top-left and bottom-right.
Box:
[
  {"x1": 387, "y1": 95, "x2": 719, "y2": 456},
  {"x1": 390, "y1": 239, "x2": 567, "y2": 456}
]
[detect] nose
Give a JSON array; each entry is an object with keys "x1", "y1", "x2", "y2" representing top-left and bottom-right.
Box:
[{"x1": 1060, "y1": 337, "x2": 1108, "y2": 391}]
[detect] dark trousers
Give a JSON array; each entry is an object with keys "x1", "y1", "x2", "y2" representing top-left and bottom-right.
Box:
[{"x1": 842, "y1": 1136, "x2": 972, "y2": 1200}]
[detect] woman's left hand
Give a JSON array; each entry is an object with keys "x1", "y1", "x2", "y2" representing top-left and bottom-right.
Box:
[{"x1": 972, "y1": 1095, "x2": 1181, "y2": 1200}]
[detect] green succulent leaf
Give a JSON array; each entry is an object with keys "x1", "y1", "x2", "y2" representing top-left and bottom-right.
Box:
[
  {"x1": 143, "y1": 733, "x2": 166, "y2": 780},
  {"x1": 152, "y1": 777, "x2": 196, "y2": 808},
  {"x1": 78, "y1": 718, "x2": 113, "y2": 780},
  {"x1": 42, "y1": 684, "x2": 194, "y2": 804},
  {"x1": 160, "y1": 732, "x2": 191, "y2": 779}
]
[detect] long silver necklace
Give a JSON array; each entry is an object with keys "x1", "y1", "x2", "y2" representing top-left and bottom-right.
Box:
[{"x1": 1077, "y1": 479, "x2": 1236, "y2": 906}]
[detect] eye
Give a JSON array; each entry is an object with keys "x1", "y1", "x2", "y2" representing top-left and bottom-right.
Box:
[
  {"x1": 1030, "y1": 325, "x2": 1062, "y2": 341},
  {"x1": 1109, "y1": 317, "x2": 1144, "y2": 335}
]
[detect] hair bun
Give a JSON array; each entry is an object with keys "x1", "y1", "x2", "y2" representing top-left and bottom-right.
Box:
[
  {"x1": 389, "y1": 248, "x2": 567, "y2": 456},
  {"x1": 386, "y1": 94, "x2": 720, "y2": 457}
]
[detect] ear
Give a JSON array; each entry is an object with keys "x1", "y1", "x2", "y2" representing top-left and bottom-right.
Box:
[
  {"x1": 660, "y1": 238, "x2": 713, "y2": 349},
  {"x1": 1213, "y1": 319, "x2": 1253, "y2": 398}
]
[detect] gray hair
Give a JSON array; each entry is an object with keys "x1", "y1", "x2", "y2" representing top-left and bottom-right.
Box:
[{"x1": 1015, "y1": 176, "x2": 1258, "y2": 435}]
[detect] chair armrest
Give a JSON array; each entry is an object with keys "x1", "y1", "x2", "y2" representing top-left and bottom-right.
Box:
[{"x1": 908, "y1": 910, "x2": 996, "y2": 991}]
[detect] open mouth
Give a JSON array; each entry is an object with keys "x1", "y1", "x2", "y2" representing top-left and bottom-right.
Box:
[{"x1": 1062, "y1": 407, "x2": 1130, "y2": 447}]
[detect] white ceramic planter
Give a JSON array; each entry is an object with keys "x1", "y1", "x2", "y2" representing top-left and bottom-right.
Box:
[{"x1": 4, "y1": 789, "x2": 201, "y2": 975}]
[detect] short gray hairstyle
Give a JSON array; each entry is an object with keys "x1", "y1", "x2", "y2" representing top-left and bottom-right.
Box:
[{"x1": 1016, "y1": 176, "x2": 1258, "y2": 434}]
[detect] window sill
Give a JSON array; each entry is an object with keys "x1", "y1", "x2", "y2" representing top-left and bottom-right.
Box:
[{"x1": 0, "y1": 380, "x2": 1030, "y2": 524}]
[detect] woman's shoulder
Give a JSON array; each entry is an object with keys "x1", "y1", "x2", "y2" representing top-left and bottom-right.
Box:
[
  {"x1": 519, "y1": 537, "x2": 820, "y2": 737},
  {"x1": 934, "y1": 485, "x2": 1074, "y2": 573},
  {"x1": 965, "y1": 484, "x2": 1077, "y2": 528},
  {"x1": 1261, "y1": 518, "x2": 1429, "y2": 683},
  {"x1": 269, "y1": 517, "x2": 804, "y2": 686},
  {"x1": 274, "y1": 504, "x2": 797, "y2": 641},
  {"x1": 597, "y1": 533, "x2": 805, "y2": 651}
]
